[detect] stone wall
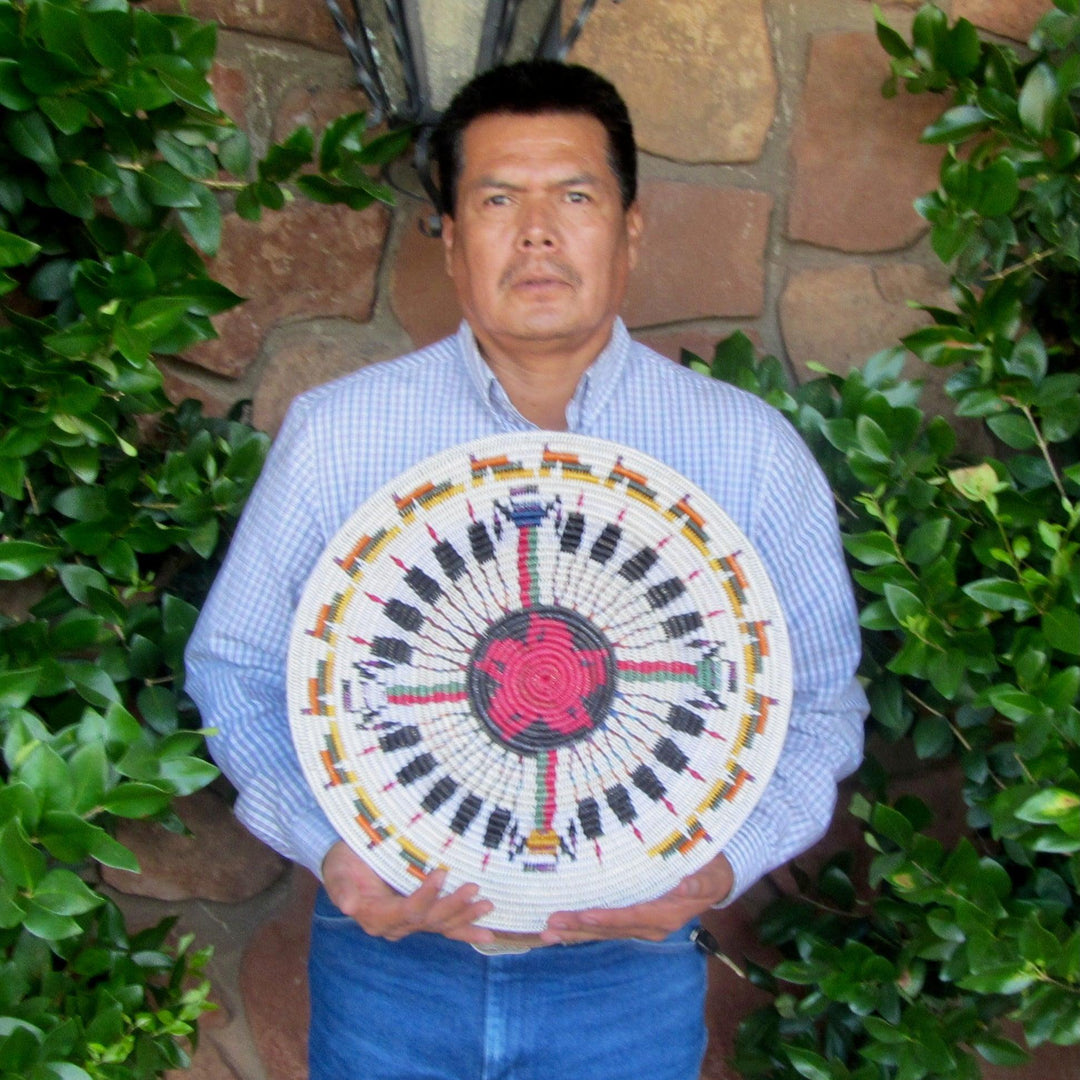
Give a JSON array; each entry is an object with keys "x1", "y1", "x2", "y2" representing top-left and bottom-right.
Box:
[
  {"x1": 160, "y1": 0, "x2": 1051, "y2": 436},
  {"x1": 113, "y1": 3, "x2": 1072, "y2": 1080}
]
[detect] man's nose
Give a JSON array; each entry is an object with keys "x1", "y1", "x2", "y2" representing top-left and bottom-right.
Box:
[{"x1": 517, "y1": 203, "x2": 558, "y2": 249}]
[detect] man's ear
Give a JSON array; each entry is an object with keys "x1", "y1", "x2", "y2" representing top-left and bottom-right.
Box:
[
  {"x1": 626, "y1": 203, "x2": 643, "y2": 271},
  {"x1": 441, "y1": 215, "x2": 455, "y2": 277}
]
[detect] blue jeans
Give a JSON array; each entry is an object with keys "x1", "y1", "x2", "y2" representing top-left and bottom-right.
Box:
[{"x1": 308, "y1": 888, "x2": 708, "y2": 1080}]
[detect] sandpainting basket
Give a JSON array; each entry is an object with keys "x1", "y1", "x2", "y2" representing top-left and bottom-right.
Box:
[{"x1": 287, "y1": 433, "x2": 793, "y2": 933}]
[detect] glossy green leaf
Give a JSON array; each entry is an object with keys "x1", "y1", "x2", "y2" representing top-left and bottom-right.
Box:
[
  {"x1": 784, "y1": 1046, "x2": 832, "y2": 1080},
  {"x1": 0, "y1": 819, "x2": 46, "y2": 891},
  {"x1": 136, "y1": 685, "x2": 181, "y2": 736},
  {"x1": 154, "y1": 130, "x2": 218, "y2": 180},
  {"x1": 856, "y1": 415, "x2": 893, "y2": 462},
  {"x1": 31, "y1": 868, "x2": 103, "y2": 916},
  {"x1": 0, "y1": 540, "x2": 58, "y2": 580},
  {"x1": 0, "y1": 783, "x2": 39, "y2": 831},
  {"x1": 354, "y1": 126, "x2": 412, "y2": 168},
  {"x1": 178, "y1": 185, "x2": 222, "y2": 255},
  {"x1": 0, "y1": 59, "x2": 35, "y2": 110},
  {"x1": 143, "y1": 53, "x2": 217, "y2": 111},
  {"x1": 99, "y1": 782, "x2": 173, "y2": 818},
  {"x1": 923, "y1": 105, "x2": 990, "y2": 144},
  {"x1": 40, "y1": 95, "x2": 91, "y2": 135},
  {"x1": 986, "y1": 684, "x2": 1042, "y2": 722},
  {"x1": 976, "y1": 158, "x2": 1020, "y2": 217},
  {"x1": 1018, "y1": 62, "x2": 1060, "y2": 138},
  {"x1": 318, "y1": 110, "x2": 369, "y2": 172},
  {"x1": 884, "y1": 583, "x2": 922, "y2": 624},
  {"x1": 0, "y1": 229, "x2": 41, "y2": 268},
  {"x1": 110, "y1": 168, "x2": 156, "y2": 227},
  {"x1": 69, "y1": 742, "x2": 108, "y2": 814},
  {"x1": 137, "y1": 162, "x2": 202, "y2": 209},
  {"x1": 0, "y1": 664, "x2": 42, "y2": 714},
  {"x1": 987, "y1": 412, "x2": 1037, "y2": 450},
  {"x1": 38, "y1": 812, "x2": 140, "y2": 872},
  {"x1": 962, "y1": 578, "x2": 1035, "y2": 615},
  {"x1": 942, "y1": 18, "x2": 981, "y2": 78},
  {"x1": 22, "y1": 903, "x2": 82, "y2": 941},
  {"x1": 235, "y1": 183, "x2": 261, "y2": 220},
  {"x1": 58, "y1": 562, "x2": 110, "y2": 602},
  {"x1": 254, "y1": 179, "x2": 285, "y2": 210},
  {"x1": 46, "y1": 165, "x2": 96, "y2": 218},
  {"x1": 129, "y1": 295, "x2": 194, "y2": 339},
  {"x1": 4, "y1": 110, "x2": 60, "y2": 170},
  {"x1": 62, "y1": 660, "x2": 121, "y2": 707},
  {"x1": 158, "y1": 755, "x2": 218, "y2": 795},
  {"x1": 1043, "y1": 607, "x2": 1080, "y2": 655},
  {"x1": 843, "y1": 530, "x2": 898, "y2": 566},
  {"x1": 914, "y1": 714, "x2": 952, "y2": 757},
  {"x1": 40, "y1": 1062, "x2": 93, "y2": 1080},
  {"x1": 81, "y1": 8, "x2": 131, "y2": 69},
  {"x1": 903, "y1": 518, "x2": 950, "y2": 565},
  {"x1": 218, "y1": 129, "x2": 251, "y2": 176},
  {"x1": 972, "y1": 1035, "x2": 1029, "y2": 1067}
]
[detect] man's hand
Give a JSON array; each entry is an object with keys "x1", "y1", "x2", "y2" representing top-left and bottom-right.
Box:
[
  {"x1": 539, "y1": 851, "x2": 734, "y2": 946},
  {"x1": 321, "y1": 841, "x2": 497, "y2": 946}
]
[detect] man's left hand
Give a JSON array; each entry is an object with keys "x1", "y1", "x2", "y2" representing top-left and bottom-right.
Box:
[{"x1": 539, "y1": 851, "x2": 734, "y2": 945}]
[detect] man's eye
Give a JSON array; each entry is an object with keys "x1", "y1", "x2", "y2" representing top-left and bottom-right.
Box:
[
  {"x1": 566, "y1": 191, "x2": 591, "y2": 203},
  {"x1": 485, "y1": 194, "x2": 511, "y2": 206}
]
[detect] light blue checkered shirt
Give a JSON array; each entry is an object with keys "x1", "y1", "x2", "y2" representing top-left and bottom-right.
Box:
[{"x1": 185, "y1": 319, "x2": 867, "y2": 902}]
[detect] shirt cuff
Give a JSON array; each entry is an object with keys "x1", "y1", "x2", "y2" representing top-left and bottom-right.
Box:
[
  {"x1": 716, "y1": 818, "x2": 773, "y2": 907},
  {"x1": 236, "y1": 799, "x2": 342, "y2": 883}
]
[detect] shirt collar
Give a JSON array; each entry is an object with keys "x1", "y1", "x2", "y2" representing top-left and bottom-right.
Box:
[{"x1": 457, "y1": 317, "x2": 631, "y2": 432}]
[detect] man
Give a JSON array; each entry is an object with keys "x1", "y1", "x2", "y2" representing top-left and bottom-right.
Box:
[{"x1": 186, "y1": 60, "x2": 867, "y2": 1080}]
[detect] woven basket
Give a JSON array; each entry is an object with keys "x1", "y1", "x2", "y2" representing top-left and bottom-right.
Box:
[{"x1": 288, "y1": 433, "x2": 792, "y2": 932}]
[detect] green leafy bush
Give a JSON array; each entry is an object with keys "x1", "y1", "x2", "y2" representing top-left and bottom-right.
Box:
[
  {"x1": 702, "y1": 4, "x2": 1080, "y2": 1078},
  {"x1": 0, "y1": 1, "x2": 402, "y2": 1076}
]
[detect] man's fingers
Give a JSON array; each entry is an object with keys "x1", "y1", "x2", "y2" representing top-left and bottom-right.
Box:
[
  {"x1": 323, "y1": 846, "x2": 497, "y2": 942},
  {"x1": 378, "y1": 873, "x2": 495, "y2": 940},
  {"x1": 543, "y1": 898, "x2": 690, "y2": 943}
]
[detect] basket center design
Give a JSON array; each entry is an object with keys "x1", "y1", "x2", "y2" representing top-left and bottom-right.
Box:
[{"x1": 468, "y1": 605, "x2": 616, "y2": 753}]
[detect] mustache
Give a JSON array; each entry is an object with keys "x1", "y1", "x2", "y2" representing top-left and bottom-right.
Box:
[{"x1": 500, "y1": 258, "x2": 581, "y2": 289}]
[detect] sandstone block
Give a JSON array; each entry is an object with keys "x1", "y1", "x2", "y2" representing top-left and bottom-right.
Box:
[
  {"x1": 252, "y1": 325, "x2": 401, "y2": 435},
  {"x1": 982, "y1": 1025, "x2": 1080, "y2": 1078},
  {"x1": 954, "y1": 0, "x2": 1050, "y2": 42},
  {"x1": 632, "y1": 329, "x2": 728, "y2": 368},
  {"x1": 390, "y1": 207, "x2": 463, "y2": 349},
  {"x1": 780, "y1": 263, "x2": 948, "y2": 376},
  {"x1": 781, "y1": 263, "x2": 996, "y2": 454},
  {"x1": 570, "y1": 0, "x2": 776, "y2": 163},
  {"x1": 888, "y1": 759, "x2": 970, "y2": 852},
  {"x1": 185, "y1": 201, "x2": 390, "y2": 379},
  {"x1": 272, "y1": 85, "x2": 371, "y2": 143},
  {"x1": 160, "y1": 366, "x2": 235, "y2": 419},
  {"x1": 0, "y1": 578, "x2": 48, "y2": 622},
  {"x1": 101, "y1": 789, "x2": 287, "y2": 903},
  {"x1": 624, "y1": 182, "x2": 771, "y2": 328},
  {"x1": 143, "y1": 0, "x2": 341, "y2": 53},
  {"x1": 788, "y1": 33, "x2": 944, "y2": 252},
  {"x1": 241, "y1": 870, "x2": 317, "y2": 1080},
  {"x1": 209, "y1": 62, "x2": 247, "y2": 126}
]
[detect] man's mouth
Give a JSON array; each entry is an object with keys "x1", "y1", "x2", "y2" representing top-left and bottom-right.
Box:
[{"x1": 502, "y1": 261, "x2": 581, "y2": 291}]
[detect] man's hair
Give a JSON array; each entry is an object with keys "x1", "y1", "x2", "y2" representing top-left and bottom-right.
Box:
[{"x1": 432, "y1": 59, "x2": 637, "y2": 217}]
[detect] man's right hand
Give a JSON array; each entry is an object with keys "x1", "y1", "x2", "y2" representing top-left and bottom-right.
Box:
[{"x1": 321, "y1": 841, "x2": 497, "y2": 946}]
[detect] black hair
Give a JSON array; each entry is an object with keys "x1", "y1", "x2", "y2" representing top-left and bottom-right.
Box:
[{"x1": 432, "y1": 59, "x2": 637, "y2": 217}]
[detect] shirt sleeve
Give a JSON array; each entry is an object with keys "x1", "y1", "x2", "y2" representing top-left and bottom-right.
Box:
[
  {"x1": 718, "y1": 416, "x2": 868, "y2": 904},
  {"x1": 184, "y1": 397, "x2": 341, "y2": 880}
]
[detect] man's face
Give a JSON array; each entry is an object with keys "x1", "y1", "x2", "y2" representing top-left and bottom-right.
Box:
[{"x1": 442, "y1": 111, "x2": 642, "y2": 363}]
